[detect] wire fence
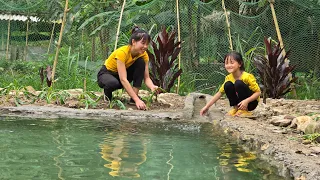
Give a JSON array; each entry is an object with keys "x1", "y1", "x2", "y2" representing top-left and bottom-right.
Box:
[{"x1": 0, "y1": 0, "x2": 319, "y2": 93}]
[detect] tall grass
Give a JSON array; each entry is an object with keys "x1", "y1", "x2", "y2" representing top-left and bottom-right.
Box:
[
  {"x1": 286, "y1": 71, "x2": 320, "y2": 100},
  {"x1": 234, "y1": 27, "x2": 265, "y2": 73},
  {"x1": 0, "y1": 46, "x2": 101, "y2": 92}
]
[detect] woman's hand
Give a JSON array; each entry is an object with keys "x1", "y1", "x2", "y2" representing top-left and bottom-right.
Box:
[
  {"x1": 135, "y1": 99, "x2": 146, "y2": 110},
  {"x1": 151, "y1": 85, "x2": 161, "y2": 94},
  {"x1": 238, "y1": 99, "x2": 249, "y2": 110},
  {"x1": 200, "y1": 106, "x2": 209, "y2": 116}
]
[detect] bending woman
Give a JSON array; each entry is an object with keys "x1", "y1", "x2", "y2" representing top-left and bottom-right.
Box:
[{"x1": 97, "y1": 27, "x2": 158, "y2": 110}]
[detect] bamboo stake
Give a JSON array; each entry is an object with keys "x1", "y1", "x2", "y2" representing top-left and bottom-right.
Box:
[
  {"x1": 24, "y1": 19, "x2": 29, "y2": 61},
  {"x1": 269, "y1": 0, "x2": 284, "y2": 55},
  {"x1": 176, "y1": 0, "x2": 182, "y2": 94},
  {"x1": 269, "y1": 0, "x2": 297, "y2": 97},
  {"x1": 47, "y1": 22, "x2": 56, "y2": 54},
  {"x1": 222, "y1": 0, "x2": 233, "y2": 50},
  {"x1": 114, "y1": 0, "x2": 126, "y2": 51},
  {"x1": 6, "y1": 15, "x2": 11, "y2": 60},
  {"x1": 51, "y1": 0, "x2": 69, "y2": 87}
]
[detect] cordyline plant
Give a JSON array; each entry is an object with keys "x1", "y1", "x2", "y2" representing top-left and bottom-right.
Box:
[
  {"x1": 253, "y1": 37, "x2": 298, "y2": 101},
  {"x1": 39, "y1": 66, "x2": 52, "y2": 87},
  {"x1": 147, "y1": 27, "x2": 182, "y2": 92}
]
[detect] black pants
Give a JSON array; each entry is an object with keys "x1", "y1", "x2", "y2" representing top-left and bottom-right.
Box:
[
  {"x1": 97, "y1": 58, "x2": 145, "y2": 100},
  {"x1": 224, "y1": 80, "x2": 258, "y2": 111}
]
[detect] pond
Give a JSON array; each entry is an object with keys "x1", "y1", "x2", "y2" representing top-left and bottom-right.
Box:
[{"x1": 0, "y1": 117, "x2": 285, "y2": 180}]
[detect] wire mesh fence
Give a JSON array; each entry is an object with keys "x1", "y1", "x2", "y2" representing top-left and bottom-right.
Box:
[{"x1": 0, "y1": 0, "x2": 319, "y2": 94}]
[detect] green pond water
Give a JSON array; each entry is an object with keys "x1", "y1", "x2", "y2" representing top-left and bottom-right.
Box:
[{"x1": 0, "y1": 117, "x2": 285, "y2": 180}]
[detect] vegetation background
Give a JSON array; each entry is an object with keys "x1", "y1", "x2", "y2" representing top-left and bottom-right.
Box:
[{"x1": 0, "y1": 0, "x2": 320, "y2": 100}]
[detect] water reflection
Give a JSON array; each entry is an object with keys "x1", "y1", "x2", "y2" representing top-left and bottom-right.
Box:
[{"x1": 99, "y1": 124, "x2": 147, "y2": 178}]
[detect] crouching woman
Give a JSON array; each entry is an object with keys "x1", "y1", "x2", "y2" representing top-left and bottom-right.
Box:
[{"x1": 97, "y1": 27, "x2": 158, "y2": 110}]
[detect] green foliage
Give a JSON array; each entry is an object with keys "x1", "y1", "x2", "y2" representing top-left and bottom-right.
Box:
[
  {"x1": 253, "y1": 37, "x2": 298, "y2": 99},
  {"x1": 109, "y1": 99, "x2": 126, "y2": 110},
  {"x1": 78, "y1": 91, "x2": 102, "y2": 109},
  {"x1": 234, "y1": 27, "x2": 265, "y2": 73},
  {"x1": 141, "y1": 87, "x2": 166, "y2": 108},
  {"x1": 37, "y1": 87, "x2": 70, "y2": 105},
  {"x1": 303, "y1": 133, "x2": 320, "y2": 143},
  {"x1": 147, "y1": 26, "x2": 182, "y2": 92},
  {"x1": 286, "y1": 71, "x2": 320, "y2": 100}
]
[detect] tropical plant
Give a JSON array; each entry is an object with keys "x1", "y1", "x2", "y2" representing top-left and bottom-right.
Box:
[
  {"x1": 109, "y1": 99, "x2": 126, "y2": 110},
  {"x1": 78, "y1": 91, "x2": 102, "y2": 109},
  {"x1": 141, "y1": 87, "x2": 166, "y2": 108},
  {"x1": 147, "y1": 26, "x2": 182, "y2": 92},
  {"x1": 253, "y1": 37, "x2": 298, "y2": 100},
  {"x1": 39, "y1": 66, "x2": 53, "y2": 87},
  {"x1": 37, "y1": 87, "x2": 70, "y2": 105}
]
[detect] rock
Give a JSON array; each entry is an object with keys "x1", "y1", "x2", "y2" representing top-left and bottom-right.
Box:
[
  {"x1": 302, "y1": 140, "x2": 311, "y2": 145},
  {"x1": 310, "y1": 147, "x2": 320, "y2": 154},
  {"x1": 65, "y1": 89, "x2": 83, "y2": 98},
  {"x1": 284, "y1": 115, "x2": 296, "y2": 120},
  {"x1": 272, "y1": 130, "x2": 284, "y2": 133},
  {"x1": 305, "y1": 121, "x2": 320, "y2": 134},
  {"x1": 157, "y1": 93, "x2": 181, "y2": 107},
  {"x1": 270, "y1": 117, "x2": 292, "y2": 127},
  {"x1": 273, "y1": 108, "x2": 284, "y2": 114},
  {"x1": 289, "y1": 116, "x2": 313, "y2": 133},
  {"x1": 295, "y1": 176, "x2": 306, "y2": 180},
  {"x1": 261, "y1": 143, "x2": 270, "y2": 151},
  {"x1": 25, "y1": 86, "x2": 36, "y2": 94},
  {"x1": 66, "y1": 101, "x2": 78, "y2": 108}
]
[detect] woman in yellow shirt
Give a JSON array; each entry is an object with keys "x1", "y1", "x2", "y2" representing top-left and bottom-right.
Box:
[
  {"x1": 200, "y1": 51, "x2": 261, "y2": 117},
  {"x1": 97, "y1": 27, "x2": 158, "y2": 110}
]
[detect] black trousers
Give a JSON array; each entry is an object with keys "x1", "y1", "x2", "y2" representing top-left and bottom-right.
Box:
[
  {"x1": 224, "y1": 80, "x2": 258, "y2": 111},
  {"x1": 97, "y1": 58, "x2": 145, "y2": 100}
]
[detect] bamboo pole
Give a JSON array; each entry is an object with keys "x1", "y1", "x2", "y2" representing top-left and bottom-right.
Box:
[
  {"x1": 114, "y1": 0, "x2": 126, "y2": 51},
  {"x1": 269, "y1": 0, "x2": 297, "y2": 97},
  {"x1": 47, "y1": 22, "x2": 56, "y2": 54},
  {"x1": 51, "y1": 0, "x2": 69, "y2": 87},
  {"x1": 222, "y1": 0, "x2": 233, "y2": 50},
  {"x1": 176, "y1": 0, "x2": 182, "y2": 94},
  {"x1": 6, "y1": 15, "x2": 11, "y2": 60},
  {"x1": 24, "y1": 19, "x2": 29, "y2": 61},
  {"x1": 269, "y1": 0, "x2": 284, "y2": 55}
]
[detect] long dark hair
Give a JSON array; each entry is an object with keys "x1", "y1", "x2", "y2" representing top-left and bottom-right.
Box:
[
  {"x1": 128, "y1": 26, "x2": 151, "y2": 45},
  {"x1": 224, "y1": 51, "x2": 245, "y2": 71}
]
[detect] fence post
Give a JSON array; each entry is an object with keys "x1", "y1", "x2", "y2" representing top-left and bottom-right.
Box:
[
  {"x1": 6, "y1": 15, "x2": 11, "y2": 60},
  {"x1": 222, "y1": 0, "x2": 233, "y2": 51},
  {"x1": 51, "y1": 0, "x2": 69, "y2": 87},
  {"x1": 269, "y1": 0, "x2": 297, "y2": 98},
  {"x1": 24, "y1": 19, "x2": 29, "y2": 61},
  {"x1": 176, "y1": 0, "x2": 181, "y2": 94},
  {"x1": 114, "y1": 0, "x2": 126, "y2": 51}
]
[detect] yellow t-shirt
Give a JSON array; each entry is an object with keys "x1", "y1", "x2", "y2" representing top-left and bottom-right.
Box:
[
  {"x1": 104, "y1": 45, "x2": 149, "y2": 72},
  {"x1": 219, "y1": 71, "x2": 261, "y2": 101}
]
